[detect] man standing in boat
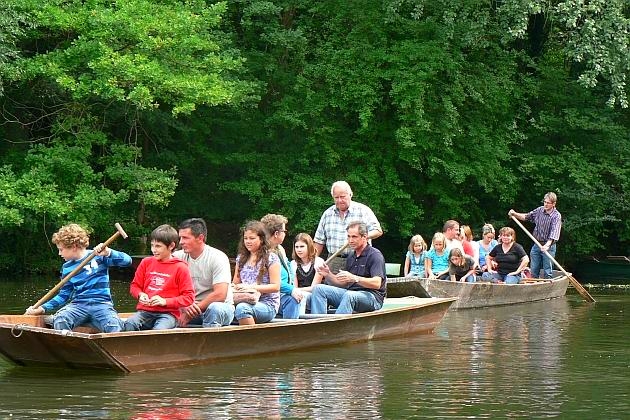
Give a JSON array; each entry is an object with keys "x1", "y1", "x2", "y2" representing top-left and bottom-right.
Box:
[
  {"x1": 313, "y1": 181, "x2": 382, "y2": 274},
  {"x1": 174, "y1": 218, "x2": 235, "y2": 327},
  {"x1": 311, "y1": 221, "x2": 386, "y2": 314},
  {"x1": 508, "y1": 192, "x2": 562, "y2": 279}
]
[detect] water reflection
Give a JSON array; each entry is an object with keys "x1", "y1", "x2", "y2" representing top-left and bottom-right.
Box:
[
  {"x1": 0, "y1": 346, "x2": 386, "y2": 419},
  {"x1": 1, "y1": 278, "x2": 628, "y2": 419}
]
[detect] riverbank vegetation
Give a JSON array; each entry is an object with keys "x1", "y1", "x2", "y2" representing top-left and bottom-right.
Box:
[{"x1": 1, "y1": 0, "x2": 628, "y2": 273}]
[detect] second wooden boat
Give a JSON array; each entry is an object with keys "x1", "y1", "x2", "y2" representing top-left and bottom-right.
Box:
[{"x1": 387, "y1": 274, "x2": 569, "y2": 309}]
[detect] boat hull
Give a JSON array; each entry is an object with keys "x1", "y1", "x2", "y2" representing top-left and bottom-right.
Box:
[
  {"x1": 0, "y1": 297, "x2": 455, "y2": 373},
  {"x1": 387, "y1": 276, "x2": 570, "y2": 309}
]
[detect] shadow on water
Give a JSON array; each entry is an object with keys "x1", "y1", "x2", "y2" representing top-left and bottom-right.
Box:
[{"x1": 1, "y1": 277, "x2": 628, "y2": 418}]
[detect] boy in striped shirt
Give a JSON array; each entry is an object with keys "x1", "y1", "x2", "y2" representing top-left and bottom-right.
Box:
[{"x1": 25, "y1": 223, "x2": 131, "y2": 332}]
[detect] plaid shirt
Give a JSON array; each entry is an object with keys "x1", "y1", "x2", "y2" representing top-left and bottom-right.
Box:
[
  {"x1": 526, "y1": 206, "x2": 562, "y2": 242},
  {"x1": 314, "y1": 201, "x2": 382, "y2": 254}
]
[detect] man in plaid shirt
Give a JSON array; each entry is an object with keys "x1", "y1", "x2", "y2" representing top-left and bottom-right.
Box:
[
  {"x1": 314, "y1": 181, "x2": 382, "y2": 274},
  {"x1": 509, "y1": 192, "x2": 562, "y2": 279}
]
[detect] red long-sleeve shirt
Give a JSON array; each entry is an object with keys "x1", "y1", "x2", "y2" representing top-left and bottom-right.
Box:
[{"x1": 130, "y1": 256, "x2": 195, "y2": 320}]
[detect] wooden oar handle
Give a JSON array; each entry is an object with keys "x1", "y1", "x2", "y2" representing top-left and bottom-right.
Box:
[
  {"x1": 114, "y1": 222, "x2": 129, "y2": 240},
  {"x1": 510, "y1": 215, "x2": 595, "y2": 303},
  {"x1": 31, "y1": 223, "x2": 128, "y2": 310},
  {"x1": 324, "y1": 242, "x2": 350, "y2": 265}
]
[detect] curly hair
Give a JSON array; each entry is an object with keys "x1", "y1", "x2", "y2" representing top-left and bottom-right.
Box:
[
  {"x1": 260, "y1": 213, "x2": 288, "y2": 237},
  {"x1": 51, "y1": 224, "x2": 90, "y2": 249}
]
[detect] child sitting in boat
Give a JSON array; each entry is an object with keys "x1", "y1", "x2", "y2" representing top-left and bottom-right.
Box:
[
  {"x1": 447, "y1": 248, "x2": 477, "y2": 282},
  {"x1": 24, "y1": 223, "x2": 132, "y2": 332},
  {"x1": 287, "y1": 233, "x2": 325, "y2": 317},
  {"x1": 232, "y1": 220, "x2": 281, "y2": 325},
  {"x1": 123, "y1": 224, "x2": 195, "y2": 330},
  {"x1": 404, "y1": 234, "x2": 427, "y2": 277},
  {"x1": 425, "y1": 232, "x2": 450, "y2": 280}
]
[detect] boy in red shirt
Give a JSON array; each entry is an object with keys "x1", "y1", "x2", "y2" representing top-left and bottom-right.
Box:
[{"x1": 123, "y1": 224, "x2": 195, "y2": 330}]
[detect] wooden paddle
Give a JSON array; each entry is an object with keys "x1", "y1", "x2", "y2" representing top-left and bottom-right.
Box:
[
  {"x1": 324, "y1": 242, "x2": 350, "y2": 265},
  {"x1": 510, "y1": 215, "x2": 595, "y2": 303},
  {"x1": 30, "y1": 223, "x2": 129, "y2": 310}
]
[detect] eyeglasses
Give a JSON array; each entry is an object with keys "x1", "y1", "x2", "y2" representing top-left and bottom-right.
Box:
[
  {"x1": 279, "y1": 230, "x2": 287, "y2": 233},
  {"x1": 543, "y1": 200, "x2": 553, "y2": 205}
]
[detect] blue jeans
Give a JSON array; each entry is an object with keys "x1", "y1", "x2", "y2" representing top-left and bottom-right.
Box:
[
  {"x1": 310, "y1": 284, "x2": 382, "y2": 314},
  {"x1": 53, "y1": 302, "x2": 122, "y2": 332},
  {"x1": 464, "y1": 274, "x2": 477, "y2": 283},
  {"x1": 530, "y1": 243, "x2": 556, "y2": 279},
  {"x1": 481, "y1": 272, "x2": 521, "y2": 284},
  {"x1": 277, "y1": 292, "x2": 311, "y2": 319},
  {"x1": 187, "y1": 302, "x2": 235, "y2": 327},
  {"x1": 123, "y1": 310, "x2": 177, "y2": 331},
  {"x1": 234, "y1": 302, "x2": 276, "y2": 323}
]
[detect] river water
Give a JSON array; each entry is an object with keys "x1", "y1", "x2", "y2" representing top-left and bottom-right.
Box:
[{"x1": 0, "y1": 278, "x2": 628, "y2": 419}]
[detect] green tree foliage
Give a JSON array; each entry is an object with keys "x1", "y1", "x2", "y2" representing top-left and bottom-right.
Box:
[
  {"x1": 215, "y1": 0, "x2": 531, "y2": 243},
  {"x1": 0, "y1": 0, "x2": 29, "y2": 97},
  {"x1": 498, "y1": 0, "x2": 630, "y2": 108},
  {"x1": 516, "y1": 52, "x2": 630, "y2": 256},
  {"x1": 0, "y1": 0, "x2": 628, "y2": 273},
  {"x1": 12, "y1": 0, "x2": 258, "y2": 114},
  {"x1": 0, "y1": 0, "x2": 256, "y2": 271}
]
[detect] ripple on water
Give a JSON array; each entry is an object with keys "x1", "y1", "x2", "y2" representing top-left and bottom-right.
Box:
[{"x1": 0, "y1": 294, "x2": 629, "y2": 418}]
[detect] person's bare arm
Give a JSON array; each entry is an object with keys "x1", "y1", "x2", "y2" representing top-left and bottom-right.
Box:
[
  {"x1": 368, "y1": 229, "x2": 383, "y2": 240},
  {"x1": 314, "y1": 242, "x2": 324, "y2": 256},
  {"x1": 197, "y1": 282, "x2": 228, "y2": 311},
  {"x1": 508, "y1": 209, "x2": 527, "y2": 221}
]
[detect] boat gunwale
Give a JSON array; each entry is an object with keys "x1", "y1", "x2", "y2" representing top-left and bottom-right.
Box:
[{"x1": 0, "y1": 297, "x2": 457, "y2": 339}]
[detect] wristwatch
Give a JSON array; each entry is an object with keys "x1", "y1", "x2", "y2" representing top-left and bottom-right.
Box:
[{"x1": 354, "y1": 276, "x2": 360, "y2": 284}]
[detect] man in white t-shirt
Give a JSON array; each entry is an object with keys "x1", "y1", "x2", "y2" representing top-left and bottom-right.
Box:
[
  {"x1": 173, "y1": 218, "x2": 234, "y2": 327},
  {"x1": 443, "y1": 219, "x2": 464, "y2": 253}
]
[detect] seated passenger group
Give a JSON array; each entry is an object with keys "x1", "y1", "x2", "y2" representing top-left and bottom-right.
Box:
[
  {"x1": 28, "y1": 213, "x2": 390, "y2": 333},
  {"x1": 28, "y1": 212, "x2": 532, "y2": 334},
  {"x1": 405, "y1": 220, "x2": 530, "y2": 284}
]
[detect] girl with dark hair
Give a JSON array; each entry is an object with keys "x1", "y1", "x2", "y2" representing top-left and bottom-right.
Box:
[{"x1": 232, "y1": 221, "x2": 281, "y2": 325}]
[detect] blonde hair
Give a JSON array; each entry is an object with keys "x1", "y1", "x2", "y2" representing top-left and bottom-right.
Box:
[
  {"x1": 461, "y1": 225, "x2": 473, "y2": 241},
  {"x1": 408, "y1": 234, "x2": 427, "y2": 253},
  {"x1": 52, "y1": 224, "x2": 90, "y2": 249},
  {"x1": 430, "y1": 232, "x2": 447, "y2": 250},
  {"x1": 481, "y1": 223, "x2": 495, "y2": 236},
  {"x1": 260, "y1": 213, "x2": 288, "y2": 236},
  {"x1": 544, "y1": 192, "x2": 557, "y2": 204}
]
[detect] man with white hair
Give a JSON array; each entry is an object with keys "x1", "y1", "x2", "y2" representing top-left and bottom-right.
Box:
[{"x1": 314, "y1": 181, "x2": 382, "y2": 273}]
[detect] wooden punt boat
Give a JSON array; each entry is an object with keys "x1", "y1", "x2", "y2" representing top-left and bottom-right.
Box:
[
  {"x1": 386, "y1": 273, "x2": 570, "y2": 310},
  {"x1": 0, "y1": 297, "x2": 455, "y2": 373}
]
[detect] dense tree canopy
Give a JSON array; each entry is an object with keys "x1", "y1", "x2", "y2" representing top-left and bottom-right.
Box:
[{"x1": 0, "y1": 0, "x2": 628, "y2": 273}]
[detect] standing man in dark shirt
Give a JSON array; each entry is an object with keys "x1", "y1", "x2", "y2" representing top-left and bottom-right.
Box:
[
  {"x1": 509, "y1": 192, "x2": 562, "y2": 279},
  {"x1": 311, "y1": 221, "x2": 386, "y2": 314}
]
